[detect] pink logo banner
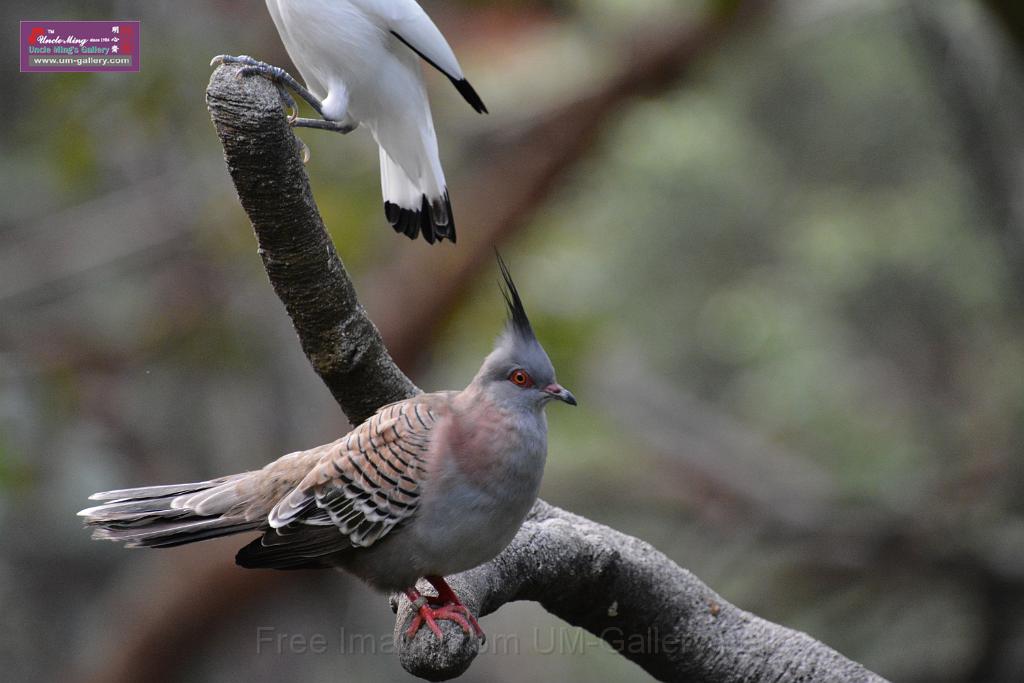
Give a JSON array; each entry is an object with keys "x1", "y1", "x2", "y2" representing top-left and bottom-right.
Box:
[{"x1": 20, "y1": 20, "x2": 139, "y2": 72}]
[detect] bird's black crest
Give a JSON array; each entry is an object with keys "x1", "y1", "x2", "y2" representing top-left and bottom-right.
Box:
[{"x1": 496, "y1": 252, "x2": 534, "y2": 340}]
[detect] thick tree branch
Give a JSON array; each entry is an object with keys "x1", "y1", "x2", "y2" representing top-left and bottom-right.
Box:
[
  {"x1": 392, "y1": 501, "x2": 886, "y2": 682},
  {"x1": 207, "y1": 65, "x2": 418, "y2": 422}
]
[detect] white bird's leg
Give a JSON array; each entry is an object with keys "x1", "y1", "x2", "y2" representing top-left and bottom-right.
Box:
[
  {"x1": 295, "y1": 82, "x2": 358, "y2": 134},
  {"x1": 211, "y1": 55, "x2": 358, "y2": 135},
  {"x1": 290, "y1": 117, "x2": 358, "y2": 134},
  {"x1": 210, "y1": 54, "x2": 310, "y2": 116}
]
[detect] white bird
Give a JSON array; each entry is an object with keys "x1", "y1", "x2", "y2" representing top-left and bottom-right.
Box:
[
  {"x1": 214, "y1": 0, "x2": 487, "y2": 244},
  {"x1": 79, "y1": 256, "x2": 575, "y2": 641}
]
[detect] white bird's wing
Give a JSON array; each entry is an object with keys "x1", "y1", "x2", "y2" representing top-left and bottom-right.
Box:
[
  {"x1": 357, "y1": 0, "x2": 487, "y2": 113},
  {"x1": 264, "y1": 0, "x2": 329, "y2": 99}
]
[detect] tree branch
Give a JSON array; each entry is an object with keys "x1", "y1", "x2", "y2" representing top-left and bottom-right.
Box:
[
  {"x1": 392, "y1": 501, "x2": 886, "y2": 682},
  {"x1": 207, "y1": 64, "x2": 418, "y2": 423},
  {"x1": 199, "y1": 58, "x2": 887, "y2": 682}
]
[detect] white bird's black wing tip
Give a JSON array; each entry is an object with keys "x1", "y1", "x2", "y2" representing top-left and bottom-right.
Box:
[
  {"x1": 389, "y1": 30, "x2": 488, "y2": 114},
  {"x1": 384, "y1": 193, "x2": 456, "y2": 245},
  {"x1": 454, "y1": 79, "x2": 488, "y2": 114}
]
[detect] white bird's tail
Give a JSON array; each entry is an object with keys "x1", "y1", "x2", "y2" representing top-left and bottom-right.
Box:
[
  {"x1": 380, "y1": 147, "x2": 455, "y2": 244},
  {"x1": 78, "y1": 474, "x2": 261, "y2": 548}
]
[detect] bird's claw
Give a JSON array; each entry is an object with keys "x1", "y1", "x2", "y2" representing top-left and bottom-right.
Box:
[
  {"x1": 439, "y1": 602, "x2": 485, "y2": 640},
  {"x1": 405, "y1": 602, "x2": 478, "y2": 642},
  {"x1": 212, "y1": 54, "x2": 315, "y2": 162},
  {"x1": 269, "y1": 83, "x2": 299, "y2": 121},
  {"x1": 402, "y1": 584, "x2": 485, "y2": 642},
  {"x1": 210, "y1": 54, "x2": 323, "y2": 118},
  {"x1": 211, "y1": 54, "x2": 352, "y2": 163}
]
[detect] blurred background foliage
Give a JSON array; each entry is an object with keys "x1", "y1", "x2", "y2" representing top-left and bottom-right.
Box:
[{"x1": 3, "y1": 0, "x2": 1024, "y2": 681}]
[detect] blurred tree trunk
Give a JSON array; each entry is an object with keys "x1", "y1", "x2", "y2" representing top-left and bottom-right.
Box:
[{"x1": 982, "y1": 0, "x2": 1024, "y2": 62}]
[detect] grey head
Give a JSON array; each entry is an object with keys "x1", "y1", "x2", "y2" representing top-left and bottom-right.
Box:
[{"x1": 471, "y1": 254, "x2": 577, "y2": 412}]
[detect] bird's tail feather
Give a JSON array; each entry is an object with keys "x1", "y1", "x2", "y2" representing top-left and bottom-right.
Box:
[
  {"x1": 380, "y1": 148, "x2": 455, "y2": 245},
  {"x1": 79, "y1": 473, "x2": 261, "y2": 548}
]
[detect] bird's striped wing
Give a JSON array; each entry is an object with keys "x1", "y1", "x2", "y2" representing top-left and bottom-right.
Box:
[
  {"x1": 236, "y1": 393, "x2": 449, "y2": 569},
  {"x1": 358, "y1": 0, "x2": 487, "y2": 113}
]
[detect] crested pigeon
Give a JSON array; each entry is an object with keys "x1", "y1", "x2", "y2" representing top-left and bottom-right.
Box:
[
  {"x1": 213, "y1": 0, "x2": 487, "y2": 245},
  {"x1": 79, "y1": 256, "x2": 574, "y2": 641}
]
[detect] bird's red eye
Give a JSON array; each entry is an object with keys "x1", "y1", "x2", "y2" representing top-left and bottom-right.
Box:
[{"x1": 508, "y1": 369, "x2": 534, "y2": 388}]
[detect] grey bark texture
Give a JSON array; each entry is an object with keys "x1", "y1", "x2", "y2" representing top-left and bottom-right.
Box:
[
  {"x1": 206, "y1": 63, "x2": 888, "y2": 683},
  {"x1": 207, "y1": 63, "x2": 419, "y2": 425}
]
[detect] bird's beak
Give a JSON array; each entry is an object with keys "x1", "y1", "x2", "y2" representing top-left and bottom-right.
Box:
[{"x1": 544, "y1": 383, "x2": 577, "y2": 406}]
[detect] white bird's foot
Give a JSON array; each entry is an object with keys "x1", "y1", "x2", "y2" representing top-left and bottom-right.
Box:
[{"x1": 210, "y1": 54, "x2": 324, "y2": 122}]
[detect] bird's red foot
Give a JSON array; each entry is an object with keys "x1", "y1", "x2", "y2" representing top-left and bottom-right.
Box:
[
  {"x1": 403, "y1": 577, "x2": 485, "y2": 641},
  {"x1": 426, "y1": 575, "x2": 484, "y2": 639},
  {"x1": 405, "y1": 600, "x2": 474, "y2": 640}
]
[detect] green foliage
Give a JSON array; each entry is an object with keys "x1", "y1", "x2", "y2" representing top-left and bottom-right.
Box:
[{"x1": 0, "y1": 435, "x2": 32, "y2": 493}]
